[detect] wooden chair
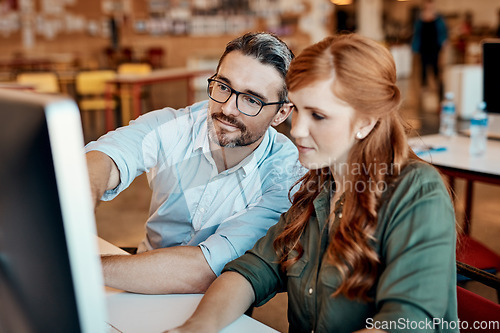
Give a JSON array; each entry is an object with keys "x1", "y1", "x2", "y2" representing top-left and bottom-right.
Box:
[
  {"x1": 75, "y1": 70, "x2": 116, "y2": 141},
  {"x1": 16, "y1": 72, "x2": 60, "y2": 93}
]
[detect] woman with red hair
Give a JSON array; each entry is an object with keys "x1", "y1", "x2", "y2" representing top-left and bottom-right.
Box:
[{"x1": 167, "y1": 34, "x2": 458, "y2": 333}]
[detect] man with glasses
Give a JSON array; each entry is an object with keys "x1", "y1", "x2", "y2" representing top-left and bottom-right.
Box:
[{"x1": 85, "y1": 32, "x2": 303, "y2": 294}]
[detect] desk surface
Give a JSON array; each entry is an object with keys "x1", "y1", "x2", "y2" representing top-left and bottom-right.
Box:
[
  {"x1": 98, "y1": 238, "x2": 278, "y2": 333},
  {"x1": 409, "y1": 134, "x2": 500, "y2": 178}
]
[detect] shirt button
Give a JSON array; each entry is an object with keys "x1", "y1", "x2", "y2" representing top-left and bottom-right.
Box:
[
  {"x1": 338, "y1": 212, "x2": 343, "y2": 219},
  {"x1": 308, "y1": 288, "x2": 313, "y2": 295},
  {"x1": 199, "y1": 207, "x2": 205, "y2": 213}
]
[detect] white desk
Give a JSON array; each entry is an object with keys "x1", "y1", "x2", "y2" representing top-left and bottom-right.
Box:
[
  {"x1": 409, "y1": 134, "x2": 500, "y2": 234},
  {"x1": 98, "y1": 238, "x2": 278, "y2": 333}
]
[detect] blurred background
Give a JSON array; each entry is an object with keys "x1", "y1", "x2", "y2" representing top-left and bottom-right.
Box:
[
  {"x1": 2, "y1": 1, "x2": 499, "y2": 331},
  {"x1": 1, "y1": 0, "x2": 499, "y2": 118}
]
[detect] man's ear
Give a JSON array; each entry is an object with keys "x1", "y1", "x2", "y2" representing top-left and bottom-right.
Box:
[{"x1": 271, "y1": 103, "x2": 293, "y2": 127}]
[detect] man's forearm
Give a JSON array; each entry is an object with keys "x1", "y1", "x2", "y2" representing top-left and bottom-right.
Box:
[
  {"x1": 101, "y1": 246, "x2": 216, "y2": 294},
  {"x1": 86, "y1": 150, "x2": 120, "y2": 208}
]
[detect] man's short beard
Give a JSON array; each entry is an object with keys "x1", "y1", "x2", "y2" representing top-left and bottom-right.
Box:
[{"x1": 207, "y1": 112, "x2": 261, "y2": 148}]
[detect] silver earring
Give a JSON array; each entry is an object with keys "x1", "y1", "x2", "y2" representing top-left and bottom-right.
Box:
[{"x1": 356, "y1": 131, "x2": 363, "y2": 139}]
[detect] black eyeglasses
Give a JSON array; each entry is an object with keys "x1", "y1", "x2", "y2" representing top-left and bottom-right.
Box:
[{"x1": 207, "y1": 78, "x2": 285, "y2": 117}]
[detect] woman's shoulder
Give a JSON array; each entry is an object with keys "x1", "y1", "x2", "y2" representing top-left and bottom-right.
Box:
[
  {"x1": 397, "y1": 159, "x2": 443, "y2": 186},
  {"x1": 381, "y1": 159, "x2": 451, "y2": 212},
  {"x1": 375, "y1": 159, "x2": 455, "y2": 247}
]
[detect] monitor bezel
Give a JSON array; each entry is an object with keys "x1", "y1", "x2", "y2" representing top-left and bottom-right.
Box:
[{"x1": 0, "y1": 89, "x2": 108, "y2": 333}]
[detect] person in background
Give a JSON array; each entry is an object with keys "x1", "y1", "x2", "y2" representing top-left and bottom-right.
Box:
[
  {"x1": 167, "y1": 34, "x2": 458, "y2": 333},
  {"x1": 495, "y1": 8, "x2": 500, "y2": 38},
  {"x1": 85, "y1": 32, "x2": 303, "y2": 294},
  {"x1": 411, "y1": 0, "x2": 448, "y2": 93},
  {"x1": 456, "y1": 11, "x2": 473, "y2": 64}
]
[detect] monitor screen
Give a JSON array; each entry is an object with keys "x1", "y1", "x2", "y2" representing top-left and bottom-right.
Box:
[
  {"x1": 0, "y1": 90, "x2": 107, "y2": 333},
  {"x1": 483, "y1": 40, "x2": 500, "y2": 114}
]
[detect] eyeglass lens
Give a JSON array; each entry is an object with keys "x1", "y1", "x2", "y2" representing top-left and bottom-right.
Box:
[{"x1": 208, "y1": 80, "x2": 263, "y2": 116}]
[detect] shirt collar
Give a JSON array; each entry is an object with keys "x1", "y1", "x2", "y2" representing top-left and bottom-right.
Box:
[
  {"x1": 232, "y1": 130, "x2": 271, "y2": 176},
  {"x1": 192, "y1": 108, "x2": 273, "y2": 176},
  {"x1": 313, "y1": 180, "x2": 345, "y2": 231},
  {"x1": 313, "y1": 183, "x2": 331, "y2": 227}
]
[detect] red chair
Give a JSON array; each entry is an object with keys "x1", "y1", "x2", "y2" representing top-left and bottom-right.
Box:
[
  {"x1": 121, "y1": 47, "x2": 134, "y2": 63},
  {"x1": 457, "y1": 260, "x2": 500, "y2": 303},
  {"x1": 145, "y1": 47, "x2": 165, "y2": 69},
  {"x1": 456, "y1": 235, "x2": 500, "y2": 278},
  {"x1": 457, "y1": 286, "x2": 500, "y2": 332}
]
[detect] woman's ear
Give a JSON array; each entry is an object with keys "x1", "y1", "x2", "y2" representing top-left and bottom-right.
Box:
[
  {"x1": 355, "y1": 117, "x2": 378, "y2": 139},
  {"x1": 271, "y1": 103, "x2": 293, "y2": 127}
]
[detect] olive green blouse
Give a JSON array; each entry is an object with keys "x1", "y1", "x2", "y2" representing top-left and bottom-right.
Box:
[{"x1": 223, "y1": 161, "x2": 458, "y2": 333}]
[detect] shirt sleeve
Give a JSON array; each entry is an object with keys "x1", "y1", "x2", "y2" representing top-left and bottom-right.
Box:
[
  {"x1": 84, "y1": 107, "x2": 185, "y2": 200},
  {"x1": 199, "y1": 171, "x2": 298, "y2": 276},
  {"x1": 372, "y1": 164, "x2": 457, "y2": 332},
  {"x1": 222, "y1": 212, "x2": 289, "y2": 306}
]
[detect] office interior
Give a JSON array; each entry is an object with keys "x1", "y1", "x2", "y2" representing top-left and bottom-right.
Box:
[{"x1": 1, "y1": 0, "x2": 500, "y2": 331}]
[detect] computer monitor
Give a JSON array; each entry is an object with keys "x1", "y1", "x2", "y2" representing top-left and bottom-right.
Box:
[
  {"x1": 0, "y1": 89, "x2": 108, "y2": 333},
  {"x1": 483, "y1": 39, "x2": 500, "y2": 114}
]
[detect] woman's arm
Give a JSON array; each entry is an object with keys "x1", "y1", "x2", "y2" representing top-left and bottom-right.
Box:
[
  {"x1": 166, "y1": 213, "x2": 288, "y2": 332},
  {"x1": 372, "y1": 164, "x2": 457, "y2": 327},
  {"x1": 165, "y1": 271, "x2": 255, "y2": 333}
]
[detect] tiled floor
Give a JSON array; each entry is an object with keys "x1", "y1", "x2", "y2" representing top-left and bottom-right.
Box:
[{"x1": 93, "y1": 64, "x2": 500, "y2": 332}]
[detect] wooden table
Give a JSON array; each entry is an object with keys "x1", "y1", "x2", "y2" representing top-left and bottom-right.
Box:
[
  {"x1": 0, "y1": 82, "x2": 35, "y2": 91},
  {"x1": 0, "y1": 57, "x2": 53, "y2": 73},
  {"x1": 409, "y1": 134, "x2": 500, "y2": 234},
  {"x1": 105, "y1": 67, "x2": 213, "y2": 131}
]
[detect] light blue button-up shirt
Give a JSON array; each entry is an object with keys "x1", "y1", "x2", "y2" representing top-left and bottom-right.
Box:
[{"x1": 86, "y1": 100, "x2": 303, "y2": 275}]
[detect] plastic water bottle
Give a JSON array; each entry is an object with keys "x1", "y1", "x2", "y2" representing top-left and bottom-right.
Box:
[
  {"x1": 469, "y1": 101, "x2": 489, "y2": 156},
  {"x1": 439, "y1": 92, "x2": 457, "y2": 137}
]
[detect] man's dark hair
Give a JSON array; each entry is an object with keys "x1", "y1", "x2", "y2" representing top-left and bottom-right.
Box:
[{"x1": 216, "y1": 32, "x2": 294, "y2": 103}]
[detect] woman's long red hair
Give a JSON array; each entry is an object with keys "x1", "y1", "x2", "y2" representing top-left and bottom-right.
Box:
[{"x1": 274, "y1": 34, "x2": 417, "y2": 300}]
